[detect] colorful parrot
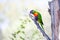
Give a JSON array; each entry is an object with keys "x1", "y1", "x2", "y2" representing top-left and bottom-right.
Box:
[{"x1": 30, "y1": 10, "x2": 44, "y2": 30}]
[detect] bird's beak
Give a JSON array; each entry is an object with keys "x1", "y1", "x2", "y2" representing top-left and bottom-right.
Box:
[{"x1": 29, "y1": 13, "x2": 35, "y2": 20}]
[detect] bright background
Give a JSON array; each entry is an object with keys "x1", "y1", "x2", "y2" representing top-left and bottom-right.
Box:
[{"x1": 0, "y1": 0, "x2": 52, "y2": 40}]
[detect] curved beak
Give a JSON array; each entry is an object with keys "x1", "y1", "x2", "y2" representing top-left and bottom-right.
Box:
[{"x1": 29, "y1": 13, "x2": 35, "y2": 20}]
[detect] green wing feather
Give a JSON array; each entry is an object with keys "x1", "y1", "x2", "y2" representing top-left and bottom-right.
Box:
[
  {"x1": 33, "y1": 10, "x2": 44, "y2": 30},
  {"x1": 37, "y1": 12, "x2": 44, "y2": 30}
]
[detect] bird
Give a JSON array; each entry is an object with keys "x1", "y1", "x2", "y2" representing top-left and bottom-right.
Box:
[{"x1": 30, "y1": 10, "x2": 44, "y2": 30}]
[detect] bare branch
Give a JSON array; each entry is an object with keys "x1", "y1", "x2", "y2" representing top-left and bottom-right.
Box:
[{"x1": 29, "y1": 14, "x2": 51, "y2": 40}]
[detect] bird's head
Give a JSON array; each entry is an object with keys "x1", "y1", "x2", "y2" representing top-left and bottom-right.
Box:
[
  {"x1": 30, "y1": 10, "x2": 38, "y2": 17},
  {"x1": 30, "y1": 10, "x2": 38, "y2": 20}
]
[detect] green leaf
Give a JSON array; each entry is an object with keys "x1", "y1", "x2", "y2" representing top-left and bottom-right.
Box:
[
  {"x1": 16, "y1": 30, "x2": 21, "y2": 34},
  {"x1": 20, "y1": 25, "x2": 25, "y2": 29},
  {"x1": 20, "y1": 36, "x2": 25, "y2": 40},
  {"x1": 22, "y1": 31, "x2": 25, "y2": 34},
  {"x1": 12, "y1": 33, "x2": 16, "y2": 38}
]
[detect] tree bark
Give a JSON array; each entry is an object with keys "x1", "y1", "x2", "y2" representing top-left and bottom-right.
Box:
[{"x1": 49, "y1": 0, "x2": 59, "y2": 40}]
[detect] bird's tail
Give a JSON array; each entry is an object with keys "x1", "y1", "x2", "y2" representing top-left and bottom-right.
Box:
[{"x1": 41, "y1": 25, "x2": 44, "y2": 31}]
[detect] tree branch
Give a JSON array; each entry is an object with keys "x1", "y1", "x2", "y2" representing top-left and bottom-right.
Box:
[
  {"x1": 49, "y1": 0, "x2": 59, "y2": 40},
  {"x1": 29, "y1": 14, "x2": 51, "y2": 40}
]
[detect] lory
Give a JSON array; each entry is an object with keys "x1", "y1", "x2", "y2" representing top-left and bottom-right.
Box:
[{"x1": 30, "y1": 10, "x2": 44, "y2": 30}]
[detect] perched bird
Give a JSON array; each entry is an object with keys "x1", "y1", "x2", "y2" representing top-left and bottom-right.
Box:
[{"x1": 30, "y1": 10, "x2": 44, "y2": 30}]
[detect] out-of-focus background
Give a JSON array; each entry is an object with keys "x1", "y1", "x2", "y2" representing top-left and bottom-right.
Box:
[{"x1": 0, "y1": 0, "x2": 52, "y2": 40}]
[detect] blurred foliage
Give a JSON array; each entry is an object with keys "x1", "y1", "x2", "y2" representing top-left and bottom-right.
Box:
[
  {"x1": 20, "y1": 25, "x2": 25, "y2": 29},
  {"x1": 20, "y1": 36, "x2": 25, "y2": 40},
  {"x1": 9, "y1": 17, "x2": 44, "y2": 40}
]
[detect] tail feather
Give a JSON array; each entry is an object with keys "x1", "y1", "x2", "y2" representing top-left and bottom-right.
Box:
[{"x1": 41, "y1": 25, "x2": 44, "y2": 30}]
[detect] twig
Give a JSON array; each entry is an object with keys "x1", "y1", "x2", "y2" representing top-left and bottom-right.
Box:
[{"x1": 29, "y1": 14, "x2": 51, "y2": 40}]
